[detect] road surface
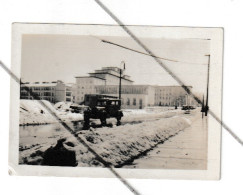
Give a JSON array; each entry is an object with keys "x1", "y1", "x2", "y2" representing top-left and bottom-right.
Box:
[{"x1": 124, "y1": 112, "x2": 208, "y2": 170}]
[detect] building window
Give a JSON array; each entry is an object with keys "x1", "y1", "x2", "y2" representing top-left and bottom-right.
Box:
[
  {"x1": 127, "y1": 98, "x2": 130, "y2": 105},
  {"x1": 43, "y1": 92, "x2": 51, "y2": 96},
  {"x1": 133, "y1": 98, "x2": 136, "y2": 106}
]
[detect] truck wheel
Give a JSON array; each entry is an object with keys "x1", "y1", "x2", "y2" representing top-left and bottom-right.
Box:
[
  {"x1": 116, "y1": 117, "x2": 121, "y2": 126},
  {"x1": 100, "y1": 117, "x2": 107, "y2": 126},
  {"x1": 84, "y1": 113, "x2": 90, "y2": 125}
]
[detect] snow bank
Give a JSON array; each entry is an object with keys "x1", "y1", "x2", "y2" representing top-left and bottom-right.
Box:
[
  {"x1": 145, "y1": 106, "x2": 176, "y2": 113},
  {"x1": 20, "y1": 100, "x2": 83, "y2": 125},
  {"x1": 20, "y1": 100, "x2": 58, "y2": 125},
  {"x1": 19, "y1": 116, "x2": 191, "y2": 167},
  {"x1": 121, "y1": 108, "x2": 183, "y2": 123},
  {"x1": 76, "y1": 116, "x2": 191, "y2": 167},
  {"x1": 54, "y1": 102, "x2": 72, "y2": 111}
]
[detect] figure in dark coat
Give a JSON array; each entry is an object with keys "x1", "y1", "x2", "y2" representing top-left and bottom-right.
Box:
[{"x1": 42, "y1": 138, "x2": 77, "y2": 167}]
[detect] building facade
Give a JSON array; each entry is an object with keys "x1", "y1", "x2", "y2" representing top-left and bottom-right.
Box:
[
  {"x1": 95, "y1": 85, "x2": 155, "y2": 109},
  {"x1": 154, "y1": 86, "x2": 193, "y2": 106},
  {"x1": 20, "y1": 80, "x2": 73, "y2": 103},
  {"x1": 75, "y1": 67, "x2": 133, "y2": 103},
  {"x1": 74, "y1": 66, "x2": 195, "y2": 109},
  {"x1": 65, "y1": 84, "x2": 74, "y2": 102},
  {"x1": 75, "y1": 76, "x2": 106, "y2": 103}
]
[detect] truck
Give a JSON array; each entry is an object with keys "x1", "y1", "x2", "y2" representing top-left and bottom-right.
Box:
[{"x1": 82, "y1": 94, "x2": 123, "y2": 126}]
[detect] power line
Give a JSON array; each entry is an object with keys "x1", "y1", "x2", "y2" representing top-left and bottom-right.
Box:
[{"x1": 94, "y1": 38, "x2": 208, "y2": 66}]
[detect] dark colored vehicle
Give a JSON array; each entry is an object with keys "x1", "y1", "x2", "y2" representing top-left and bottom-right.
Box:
[
  {"x1": 70, "y1": 104, "x2": 88, "y2": 113},
  {"x1": 83, "y1": 94, "x2": 123, "y2": 126},
  {"x1": 181, "y1": 105, "x2": 195, "y2": 110}
]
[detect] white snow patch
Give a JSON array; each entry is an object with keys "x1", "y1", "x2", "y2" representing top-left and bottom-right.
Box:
[{"x1": 20, "y1": 100, "x2": 83, "y2": 125}]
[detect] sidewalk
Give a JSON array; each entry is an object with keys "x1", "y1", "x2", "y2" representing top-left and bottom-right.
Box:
[{"x1": 124, "y1": 111, "x2": 208, "y2": 169}]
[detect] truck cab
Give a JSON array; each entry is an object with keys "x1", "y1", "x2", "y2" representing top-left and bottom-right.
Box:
[{"x1": 83, "y1": 94, "x2": 123, "y2": 126}]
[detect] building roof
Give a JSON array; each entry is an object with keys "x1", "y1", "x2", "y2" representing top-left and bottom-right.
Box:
[
  {"x1": 20, "y1": 80, "x2": 66, "y2": 87},
  {"x1": 21, "y1": 83, "x2": 57, "y2": 87},
  {"x1": 75, "y1": 76, "x2": 106, "y2": 80},
  {"x1": 65, "y1": 83, "x2": 75, "y2": 87},
  {"x1": 89, "y1": 72, "x2": 134, "y2": 82}
]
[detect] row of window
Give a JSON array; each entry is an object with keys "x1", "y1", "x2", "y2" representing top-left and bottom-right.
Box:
[
  {"x1": 66, "y1": 98, "x2": 71, "y2": 102},
  {"x1": 66, "y1": 92, "x2": 72, "y2": 96},
  {"x1": 123, "y1": 98, "x2": 143, "y2": 106},
  {"x1": 155, "y1": 93, "x2": 172, "y2": 96},
  {"x1": 157, "y1": 102, "x2": 172, "y2": 106},
  {"x1": 155, "y1": 97, "x2": 171, "y2": 100},
  {"x1": 96, "y1": 87, "x2": 147, "y2": 94},
  {"x1": 76, "y1": 96, "x2": 84, "y2": 101},
  {"x1": 20, "y1": 96, "x2": 54, "y2": 102},
  {"x1": 77, "y1": 85, "x2": 93, "y2": 89},
  {"x1": 20, "y1": 92, "x2": 54, "y2": 96}
]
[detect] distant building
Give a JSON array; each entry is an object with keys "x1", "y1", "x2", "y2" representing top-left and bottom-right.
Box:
[
  {"x1": 74, "y1": 66, "x2": 195, "y2": 109},
  {"x1": 65, "y1": 83, "x2": 74, "y2": 103},
  {"x1": 154, "y1": 86, "x2": 193, "y2": 106},
  {"x1": 20, "y1": 80, "x2": 73, "y2": 103}
]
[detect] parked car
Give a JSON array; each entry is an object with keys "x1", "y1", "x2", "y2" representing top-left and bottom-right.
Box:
[{"x1": 181, "y1": 105, "x2": 195, "y2": 110}]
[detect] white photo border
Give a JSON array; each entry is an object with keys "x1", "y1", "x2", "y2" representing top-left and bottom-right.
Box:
[{"x1": 9, "y1": 23, "x2": 223, "y2": 180}]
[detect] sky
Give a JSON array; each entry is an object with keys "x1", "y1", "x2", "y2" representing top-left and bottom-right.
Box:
[{"x1": 21, "y1": 34, "x2": 210, "y2": 94}]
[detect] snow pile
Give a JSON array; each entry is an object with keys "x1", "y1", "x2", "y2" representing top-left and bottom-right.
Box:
[
  {"x1": 58, "y1": 112, "x2": 84, "y2": 122},
  {"x1": 122, "y1": 107, "x2": 176, "y2": 116},
  {"x1": 20, "y1": 100, "x2": 58, "y2": 125},
  {"x1": 19, "y1": 116, "x2": 191, "y2": 167},
  {"x1": 122, "y1": 109, "x2": 148, "y2": 116},
  {"x1": 20, "y1": 100, "x2": 83, "y2": 125},
  {"x1": 54, "y1": 102, "x2": 73, "y2": 111},
  {"x1": 120, "y1": 108, "x2": 183, "y2": 124},
  {"x1": 145, "y1": 106, "x2": 176, "y2": 113},
  {"x1": 76, "y1": 116, "x2": 191, "y2": 167}
]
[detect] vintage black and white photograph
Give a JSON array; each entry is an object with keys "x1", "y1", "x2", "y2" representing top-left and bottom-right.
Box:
[{"x1": 9, "y1": 23, "x2": 223, "y2": 179}]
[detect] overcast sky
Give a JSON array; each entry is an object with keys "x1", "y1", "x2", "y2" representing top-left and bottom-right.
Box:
[{"x1": 21, "y1": 34, "x2": 210, "y2": 94}]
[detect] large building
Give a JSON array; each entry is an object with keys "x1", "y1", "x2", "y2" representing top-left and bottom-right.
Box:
[
  {"x1": 20, "y1": 80, "x2": 73, "y2": 103},
  {"x1": 74, "y1": 66, "x2": 195, "y2": 109},
  {"x1": 75, "y1": 67, "x2": 133, "y2": 103}
]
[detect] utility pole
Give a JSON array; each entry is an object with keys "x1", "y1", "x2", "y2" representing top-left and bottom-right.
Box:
[
  {"x1": 119, "y1": 61, "x2": 125, "y2": 99},
  {"x1": 205, "y1": 54, "x2": 210, "y2": 116},
  {"x1": 201, "y1": 94, "x2": 204, "y2": 118},
  {"x1": 119, "y1": 68, "x2": 122, "y2": 99}
]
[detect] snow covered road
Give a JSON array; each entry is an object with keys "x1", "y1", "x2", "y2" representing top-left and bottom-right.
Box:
[
  {"x1": 19, "y1": 113, "x2": 193, "y2": 167},
  {"x1": 19, "y1": 100, "x2": 203, "y2": 168},
  {"x1": 123, "y1": 111, "x2": 207, "y2": 169}
]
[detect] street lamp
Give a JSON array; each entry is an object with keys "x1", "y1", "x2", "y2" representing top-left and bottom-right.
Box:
[{"x1": 119, "y1": 61, "x2": 125, "y2": 99}]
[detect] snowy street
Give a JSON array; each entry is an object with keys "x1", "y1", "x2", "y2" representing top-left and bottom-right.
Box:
[
  {"x1": 19, "y1": 100, "x2": 207, "y2": 169},
  {"x1": 123, "y1": 111, "x2": 207, "y2": 169}
]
